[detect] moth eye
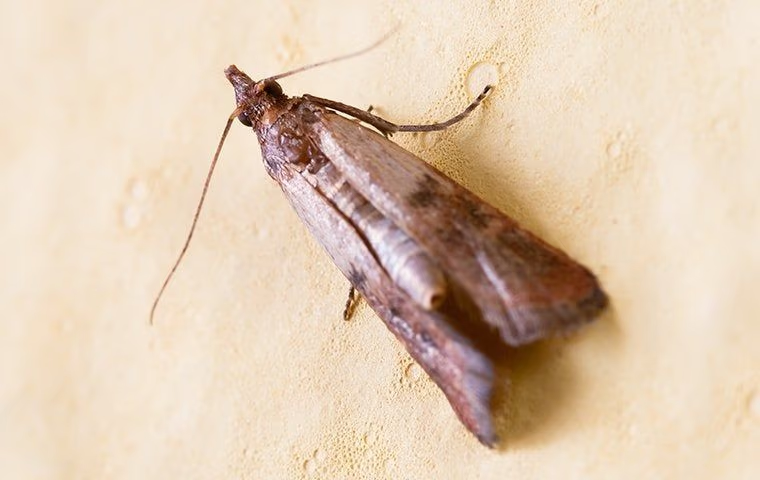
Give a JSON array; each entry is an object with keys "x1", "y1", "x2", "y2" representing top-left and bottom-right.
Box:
[
  {"x1": 264, "y1": 81, "x2": 283, "y2": 96},
  {"x1": 237, "y1": 112, "x2": 253, "y2": 127}
]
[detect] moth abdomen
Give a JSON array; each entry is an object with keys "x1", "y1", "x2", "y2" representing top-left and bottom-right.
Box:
[
  {"x1": 359, "y1": 209, "x2": 447, "y2": 310},
  {"x1": 306, "y1": 161, "x2": 447, "y2": 310}
]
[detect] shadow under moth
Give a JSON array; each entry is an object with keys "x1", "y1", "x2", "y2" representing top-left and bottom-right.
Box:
[{"x1": 152, "y1": 41, "x2": 608, "y2": 447}]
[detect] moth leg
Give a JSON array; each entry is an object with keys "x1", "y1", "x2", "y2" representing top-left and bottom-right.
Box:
[
  {"x1": 363, "y1": 106, "x2": 393, "y2": 138},
  {"x1": 364, "y1": 106, "x2": 394, "y2": 138},
  {"x1": 362, "y1": 105, "x2": 393, "y2": 138},
  {"x1": 350, "y1": 106, "x2": 379, "y2": 127},
  {"x1": 393, "y1": 85, "x2": 492, "y2": 132},
  {"x1": 342, "y1": 286, "x2": 361, "y2": 321},
  {"x1": 305, "y1": 94, "x2": 398, "y2": 136},
  {"x1": 304, "y1": 85, "x2": 492, "y2": 136}
]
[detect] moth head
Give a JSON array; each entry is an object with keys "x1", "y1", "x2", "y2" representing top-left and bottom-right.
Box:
[
  {"x1": 225, "y1": 32, "x2": 393, "y2": 128},
  {"x1": 224, "y1": 65, "x2": 284, "y2": 127}
]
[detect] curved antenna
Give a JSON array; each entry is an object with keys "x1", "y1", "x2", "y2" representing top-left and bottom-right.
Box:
[
  {"x1": 150, "y1": 106, "x2": 243, "y2": 325},
  {"x1": 265, "y1": 27, "x2": 398, "y2": 82}
]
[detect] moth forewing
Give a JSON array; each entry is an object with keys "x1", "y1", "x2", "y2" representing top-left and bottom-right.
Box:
[{"x1": 304, "y1": 111, "x2": 607, "y2": 345}]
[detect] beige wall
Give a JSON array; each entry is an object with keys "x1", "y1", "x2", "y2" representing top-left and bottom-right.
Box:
[{"x1": 1, "y1": 1, "x2": 758, "y2": 478}]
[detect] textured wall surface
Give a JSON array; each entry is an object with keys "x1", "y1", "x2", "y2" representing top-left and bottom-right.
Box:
[{"x1": 1, "y1": 1, "x2": 758, "y2": 478}]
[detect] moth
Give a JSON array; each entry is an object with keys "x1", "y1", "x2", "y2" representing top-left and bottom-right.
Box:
[{"x1": 152, "y1": 42, "x2": 607, "y2": 447}]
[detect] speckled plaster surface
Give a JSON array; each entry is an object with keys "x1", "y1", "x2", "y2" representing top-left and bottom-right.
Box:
[{"x1": 1, "y1": 1, "x2": 758, "y2": 478}]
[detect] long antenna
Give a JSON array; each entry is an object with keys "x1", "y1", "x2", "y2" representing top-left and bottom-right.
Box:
[
  {"x1": 150, "y1": 29, "x2": 397, "y2": 324},
  {"x1": 265, "y1": 27, "x2": 397, "y2": 82},
  {"x1": 150, "y1": 106, "x2": 243, "y2": 325}
]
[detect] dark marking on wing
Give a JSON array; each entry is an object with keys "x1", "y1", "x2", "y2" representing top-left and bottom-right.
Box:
[
  {"x1": 457, "y1": 196, "x2": 497, "y2": 229},
  {"x1": 408, "y1": 173, "x2": 440, "y2": 208},
  {"x1": 419, "y1": 331, "x2": 435, "y2": 347}
]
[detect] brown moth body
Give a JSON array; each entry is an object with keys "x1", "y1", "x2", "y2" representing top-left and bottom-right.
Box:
[{"x1": 222, "y1": 65, "x2": 607, "y2": 446}]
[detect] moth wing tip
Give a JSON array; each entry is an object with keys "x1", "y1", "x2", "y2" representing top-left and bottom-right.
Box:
[
  {"x1": 477, "y1": 431, "x2": 500, "y2": 448},
  {"x1": 461, "y1": 354, "x2": 500, "y2": 448}
]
